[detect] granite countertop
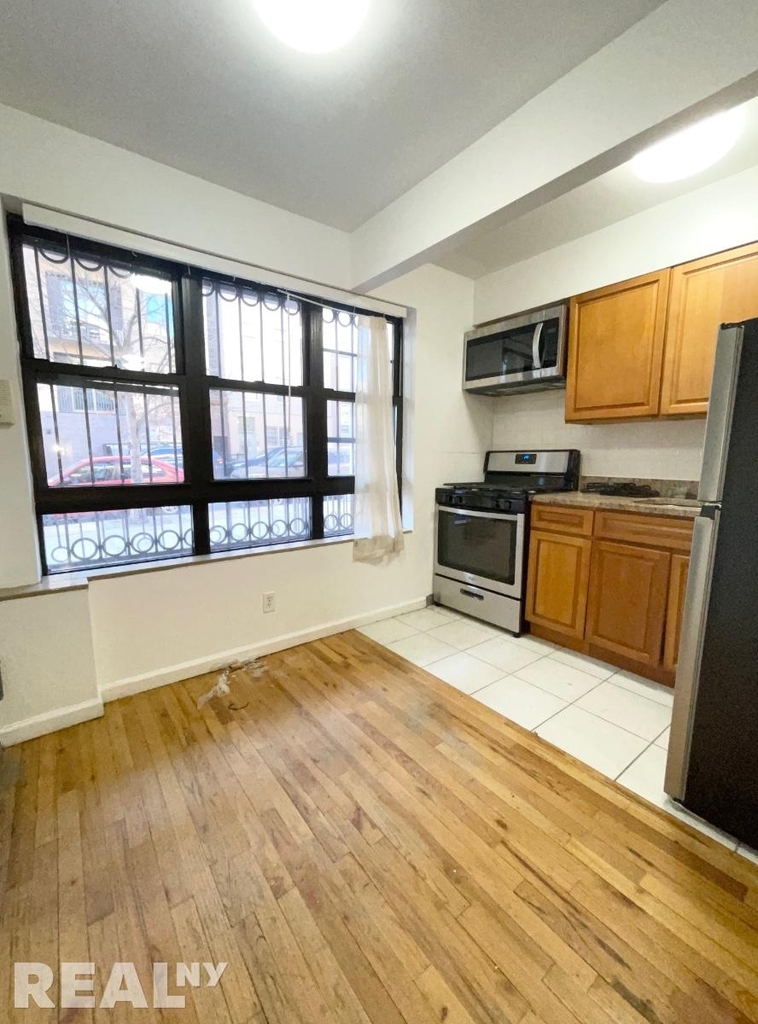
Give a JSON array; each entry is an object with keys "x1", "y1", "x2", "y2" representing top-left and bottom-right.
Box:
[{"x1": 532, "y1": 491, "x2": 702, "y2": 519}]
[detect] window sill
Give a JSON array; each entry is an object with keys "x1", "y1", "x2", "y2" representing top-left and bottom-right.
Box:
[
  {"x1": 0, "y1": 574, "x2": 90, "y2": 603},
  {"x1": 0, "y1": 528, "x2": 413, "y2": 600}
]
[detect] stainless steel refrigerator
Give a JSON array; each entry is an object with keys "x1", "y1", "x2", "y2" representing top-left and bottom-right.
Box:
[{"x1": 665, "y1": 318, "x2": 758, "y2": 848}]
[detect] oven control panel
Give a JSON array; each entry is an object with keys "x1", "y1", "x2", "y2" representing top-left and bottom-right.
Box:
[{"x1": 435, "y1": 488, "x2": 526, "y2": 515}]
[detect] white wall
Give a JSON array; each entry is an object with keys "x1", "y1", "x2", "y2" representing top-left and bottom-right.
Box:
[
  {"x1": 88, "y1": 543, "x2": 428, "y2": 697},
  {"x1": 492, "y1": 390, "x2": 704, "y2": 480},
  {"x1": 0, "y1": 589, "x2": 100, "y2": 744},
  {"x1": 470, "y1": 162, "x2": 758, "y2": 480},
  {"x1": 0, "y1": 104, "x2": 350, "y2": 287}
]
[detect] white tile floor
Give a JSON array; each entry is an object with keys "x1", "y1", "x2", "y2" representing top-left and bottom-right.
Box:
[{"x1": 360, "y1": 603, "x2": 758, "y2": 865}]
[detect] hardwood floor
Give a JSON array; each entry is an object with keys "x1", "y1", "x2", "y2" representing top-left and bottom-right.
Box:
[{"x1": 2, "y1": 629, "x2": 758, "y2": 1023}]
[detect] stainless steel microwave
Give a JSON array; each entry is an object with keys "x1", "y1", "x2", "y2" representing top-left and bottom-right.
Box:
[{"x1": 462, "y1": 303, "x2": 568, "y2": 394}]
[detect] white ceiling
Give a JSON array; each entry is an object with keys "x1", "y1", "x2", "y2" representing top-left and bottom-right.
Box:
[
  {"x1": 438, "y1": 95, "x2": 758, "y2": 279},
  {"x1": 0, "y1": 0, "x2": 665, "y2": 231}
]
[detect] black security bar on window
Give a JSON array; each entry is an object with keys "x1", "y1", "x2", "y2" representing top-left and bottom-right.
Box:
[{"x1": 7, "y1": 216, "x2": 403, "y2": 575}]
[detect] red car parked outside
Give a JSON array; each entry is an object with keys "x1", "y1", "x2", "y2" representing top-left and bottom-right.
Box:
[{"x1": 48, "y1": 455, "x2": 184, "y2": 487}]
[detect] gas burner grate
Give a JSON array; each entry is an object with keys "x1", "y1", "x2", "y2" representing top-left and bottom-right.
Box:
[{"x1": 582, "y1": 482, "x2": 661, "y2": 498}]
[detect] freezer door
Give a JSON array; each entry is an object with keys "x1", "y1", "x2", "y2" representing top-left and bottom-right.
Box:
[
  {"x1": 664, "y1": 510, "x2": 719, "y2": 801},
  {"x1": 698, "y1": 325, "x2": 743, "y2": 503}
]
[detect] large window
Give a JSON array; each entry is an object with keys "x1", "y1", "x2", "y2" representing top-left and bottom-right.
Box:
[{"x1": 9, "y1": 219, "x2": 403, "y2": 574}]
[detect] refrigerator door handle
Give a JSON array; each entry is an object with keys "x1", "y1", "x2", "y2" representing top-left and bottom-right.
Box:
[
  {"x1": 699, "y1": 325, "x2": 743, "y2": 503},
  {"x1": 664, "y1": 510, "x2": 720, "y2": 801}
]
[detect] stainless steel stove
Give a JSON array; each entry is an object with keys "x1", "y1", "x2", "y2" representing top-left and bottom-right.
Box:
[{"x1": 433, "y1": 449, "x2": 580, "y2": 634}]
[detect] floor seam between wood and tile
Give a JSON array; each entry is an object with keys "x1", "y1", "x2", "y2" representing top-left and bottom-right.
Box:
[{"x1": 359, "y1": 609, "x2": 756, "y2": 857}]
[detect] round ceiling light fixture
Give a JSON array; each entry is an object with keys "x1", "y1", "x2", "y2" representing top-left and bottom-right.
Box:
[
  {"x1": 253, "y1": 0, "x2": 370, "y2": 54},
  {"x1": 632, "y1": 107, "x2": 745, "y2": 183}
]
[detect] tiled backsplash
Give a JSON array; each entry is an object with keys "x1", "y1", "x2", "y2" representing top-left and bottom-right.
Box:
[{"x1": 492, "y1": 390, "x2": 706, "y2": 481}]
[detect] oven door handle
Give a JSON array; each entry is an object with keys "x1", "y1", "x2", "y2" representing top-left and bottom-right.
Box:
[{"x1": 437, "y1": 505, "x2": 522, "y2": 523}]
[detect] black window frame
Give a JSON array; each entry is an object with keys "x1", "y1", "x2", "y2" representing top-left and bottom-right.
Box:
[{"x1": 7, "y1": 216, "x2": 404, "y2": 574}]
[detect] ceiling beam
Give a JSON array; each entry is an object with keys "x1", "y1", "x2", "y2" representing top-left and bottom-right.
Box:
[{"x1": 350, "y1": 0, "x2": 758, "y2": 291}]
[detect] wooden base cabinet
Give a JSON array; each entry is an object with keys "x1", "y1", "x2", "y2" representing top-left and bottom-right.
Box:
[
  {"x1": 526, "y1": 506, "x2": 692, "y2": 686},
  {"x1": 585, "y1": 541, "x2": 670, "y2": 667},
  {"x1": 525, "y1": 531, "x2": 591, "y2": 640}
]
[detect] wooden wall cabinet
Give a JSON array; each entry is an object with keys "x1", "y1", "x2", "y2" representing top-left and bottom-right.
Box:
[
  {"x1": 526, "y1": 505, "x2": 693, "y2": 686},
  {"x1": 661, "y1": 241, "x2": 758, "y2": 416},
  {"x1": 566, "y1": 240, "x2": 758, "y2": 422},
  {"x1": 566, "y1": 270, "x2": 670, "y2": 422}
]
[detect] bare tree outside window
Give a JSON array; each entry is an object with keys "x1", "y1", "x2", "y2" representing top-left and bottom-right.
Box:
[{"x1": 23, "y1": 245, "x2": 179, "y2": 484}]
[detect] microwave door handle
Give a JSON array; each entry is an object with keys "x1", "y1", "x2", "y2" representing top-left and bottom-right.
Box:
[{"x1": 532, "y1": 322, "x2": 544, "y2": 369}]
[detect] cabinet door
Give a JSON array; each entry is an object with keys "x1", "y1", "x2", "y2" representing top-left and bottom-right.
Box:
[
  {"x1": 663, "y1": 554, "x2": 690, "y2": 672},
  {"x1": 526, "y1": 530, "x2": 591, "y2": 639},
  {"x1": 662, "y1": 242, "x2": 758, "y2": 416},
  {"x1": 586, "y1": 541, "x2": 670, "y2": 666},
  {"x1": 566, "y1": 270, "x2": 670, "y2": 422}
]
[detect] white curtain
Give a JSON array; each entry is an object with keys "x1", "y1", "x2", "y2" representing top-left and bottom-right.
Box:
[{"x1": 353, "y1": 314, "x2": 404, "y2": 564}]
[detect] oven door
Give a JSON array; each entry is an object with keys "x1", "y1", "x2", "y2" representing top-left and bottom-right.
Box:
[{"x1": 434, "y1": 506, "x2": 524, "y2": 599}]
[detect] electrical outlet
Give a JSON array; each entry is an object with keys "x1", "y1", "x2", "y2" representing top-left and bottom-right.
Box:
[{"x1": 262, "y1": 592, "x2": 276, "y2": 613}]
